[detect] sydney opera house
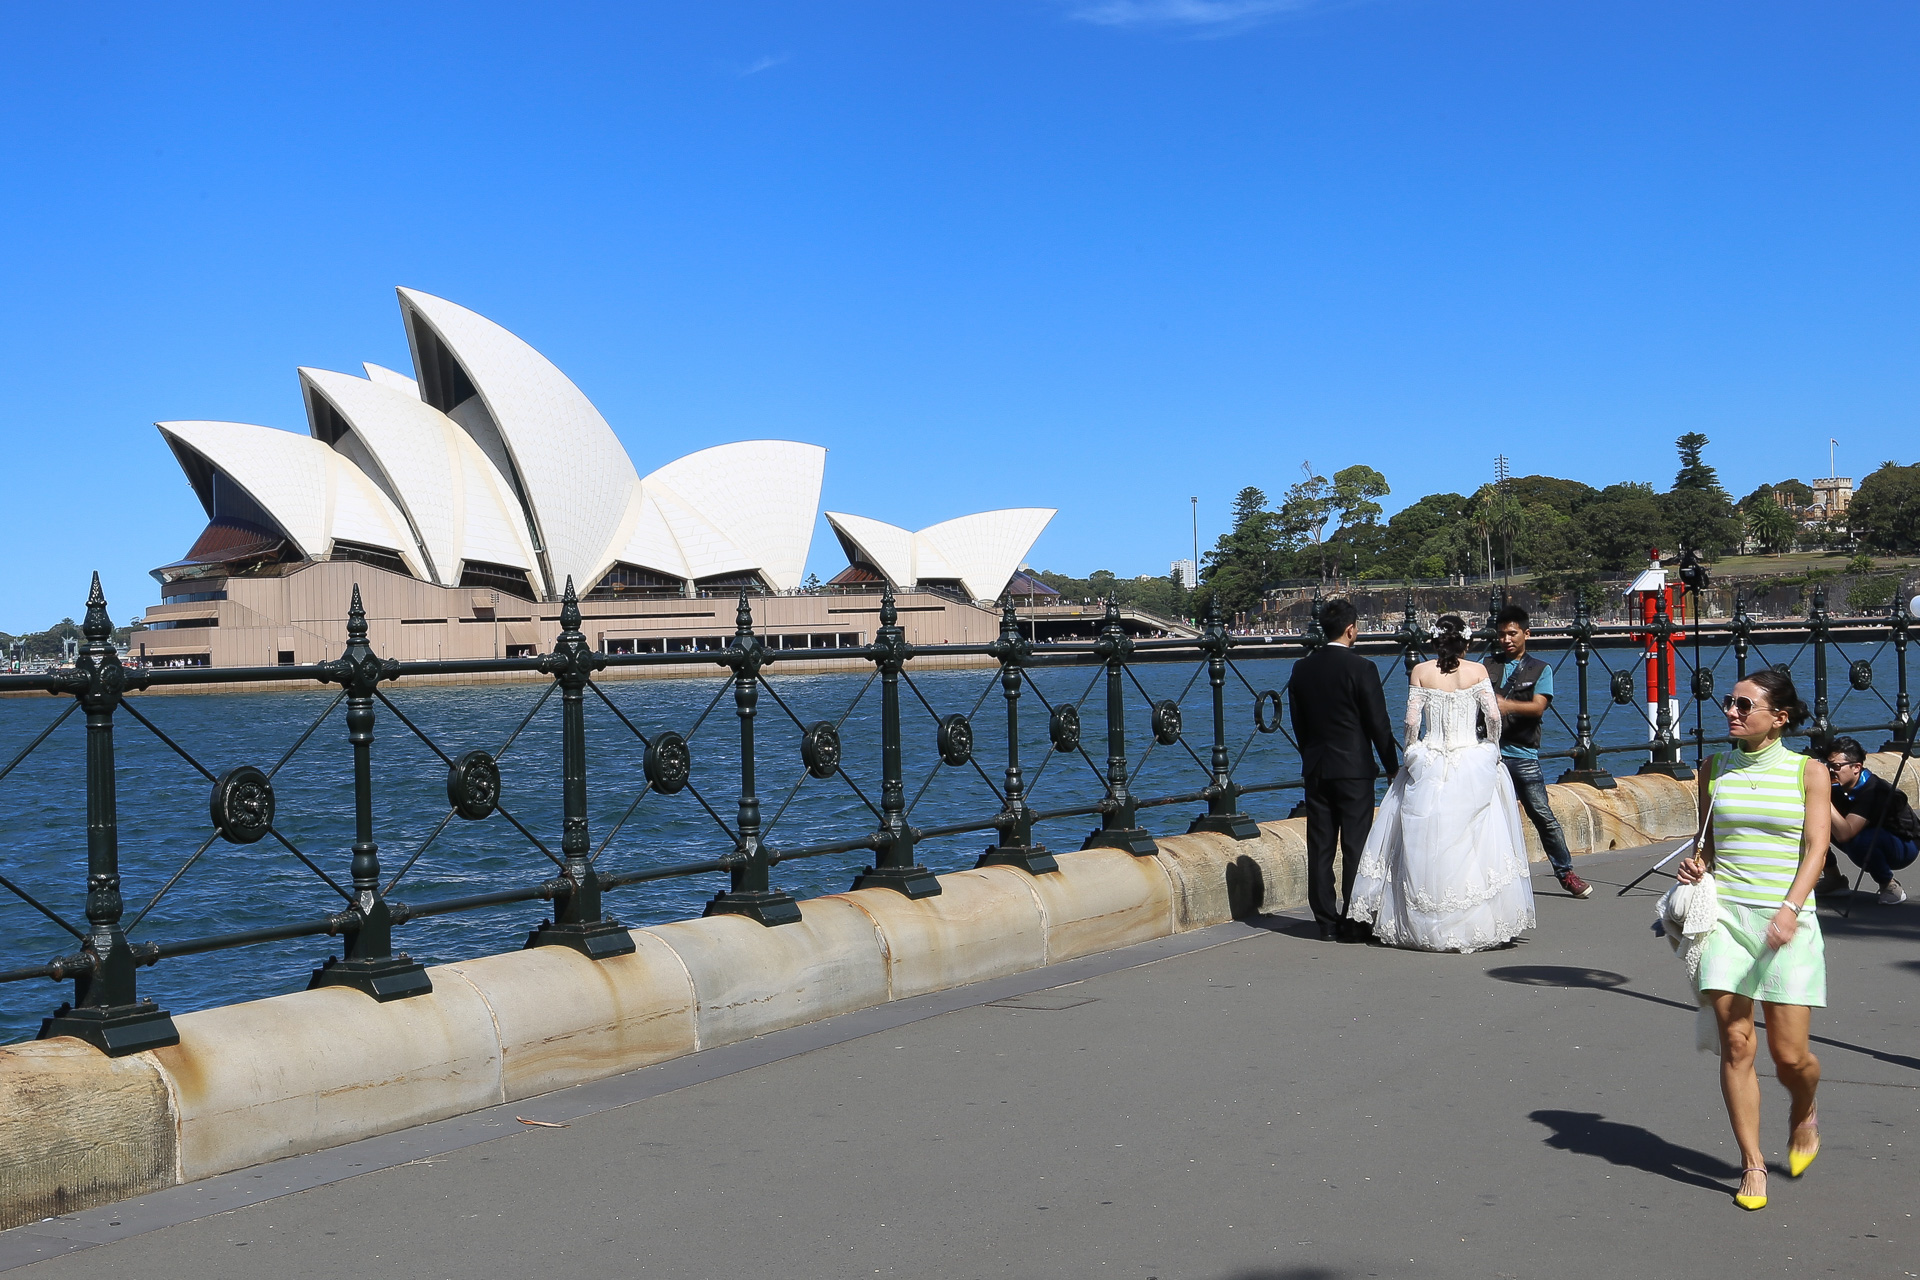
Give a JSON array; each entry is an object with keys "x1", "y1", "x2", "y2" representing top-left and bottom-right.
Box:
[{"x1": 138, "y1": 290, "x2": 1060, "y2": 668}]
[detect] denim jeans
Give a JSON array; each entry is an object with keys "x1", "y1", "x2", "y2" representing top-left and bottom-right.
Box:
[
  {"x1": 1503, "y1": 756, "x2": 1573, "y2": 877},
  {"x1": 1835, "y1": 826, "x2": 1919, "y2": 887}
]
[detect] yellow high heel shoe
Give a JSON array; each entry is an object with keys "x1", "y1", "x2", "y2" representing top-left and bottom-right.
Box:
[
  {"x1": 1735, "y1": 1166, "x2": 1768, "y2": 1210},
  {"x1": 1789, "y1": 1112, "x2": 1820, "y2": 1177}
]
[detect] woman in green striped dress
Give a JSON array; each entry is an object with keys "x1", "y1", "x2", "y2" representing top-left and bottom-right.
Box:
[{"x1": 1675, "y1": 668, "x2": 1826, "y2": 1211}]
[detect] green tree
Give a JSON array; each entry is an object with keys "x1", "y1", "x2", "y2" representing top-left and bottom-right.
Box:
[
  {"x1": 1275, "y1": 463, "x2": 1334, "y2": 581},
  {"x1": 1673, "y1": 432, "x2": 1728, "y2": 496},
  {"x1": 1198, "y1": 486, "x2": 1281, "y2": 616},
  {"x1": 1739, "y1": 480, "x2": 1813, "y2": 513},
  {"x1": 1659, "y1": 487, "x2": 1742, "y2": 555},
  {"x1": 1472, "y1": 482, "x2": 1525, "y2": 579},
  {"x1": 1848, "y1": 462, "x2": 1920, "y2": 553},
  {"x1": 1581, "y1": 482, "x2": 1666, "y2": 569},
  {"x1": 1374, "y1": 493, "x2": 1474, "y2": 578},
  {"x1": 1744, "y1": 500, "x2": 1796, "y2": 554},
  {"x1": 1331, "y1": 465, "x2": 1390, "y2": 529}
]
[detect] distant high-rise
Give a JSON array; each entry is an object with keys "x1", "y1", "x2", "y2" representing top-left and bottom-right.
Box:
[{"x1": 1171, "y1": 558, "x2": 1197, "y2": 588}]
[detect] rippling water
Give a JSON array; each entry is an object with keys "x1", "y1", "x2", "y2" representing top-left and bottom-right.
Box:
[{"x1": 0, "y1": 635, "x2": 1888, "y2": 1044}]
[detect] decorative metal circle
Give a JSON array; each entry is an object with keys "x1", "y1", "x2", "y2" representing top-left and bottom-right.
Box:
[
  {"x1": 209, "y1": 765, "x2": 274, "y2": 844},
  {"x1": 1253, "y1": 689, "x2": 1283, "y2": 734},
  {"x1": 644, "y1": 731, "x2": 692, "y2": 794},
  {"x1": 937, "y1": 714, "x2": 973, "y2": 767},
  {"x1": 1690, "y1": 668, "x2": 1715, "y2": 702},
  {"x1": 1048, "y1": 704, "x2": 1081, "y2": 754},
  {"x1": 446, "y1": 750, "x2": 501, "y2": 821},
  {"x1": 1850, "y1": 658, "x2": 1874, "y2": 691},
  {"x1": 800, "y1": 720, "x2": 841, "y2": 779},
  {"x1": 1610, "y1": 670, "x2": 1637, "y2": 705},
  {"x1": 1151, "y1": 699, "x2": 1183, "y2": 745}
]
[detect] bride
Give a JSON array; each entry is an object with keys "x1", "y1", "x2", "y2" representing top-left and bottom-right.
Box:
[{"x1": 1346, "y1": 615, "x2": 1537, "y2": 952}]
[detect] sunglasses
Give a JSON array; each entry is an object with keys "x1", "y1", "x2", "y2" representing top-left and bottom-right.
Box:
[{"x1": 1720, "y1": 695, "x2": 1773, "y2": 717}]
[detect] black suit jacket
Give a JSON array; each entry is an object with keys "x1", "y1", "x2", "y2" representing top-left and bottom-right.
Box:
[{"x1": 1287, "y1": 642, "x2": 1400, "y2": 781}]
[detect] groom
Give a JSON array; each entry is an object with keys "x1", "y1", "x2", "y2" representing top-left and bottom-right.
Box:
[{"x1": 1288, "y1": 598, "x2": 1399, "y2": 942}]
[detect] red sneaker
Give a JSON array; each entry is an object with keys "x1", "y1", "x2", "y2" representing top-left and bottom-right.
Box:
[{"x1": 1558, "y1": 870, "x2": 1594, "y2": 899}]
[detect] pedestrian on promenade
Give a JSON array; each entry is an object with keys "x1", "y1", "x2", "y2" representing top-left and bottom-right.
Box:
[
  {"x1": 1486, "y1": 604, "x2": 1592, "y2": 899},
  {"x1": 1288, "y1": 597, "x2": 1400, "y2": 943},
  {"x1": 1346, "y1": 615, "x2": 1535, "y2": 951},
  {"x1": 1820, "y1": 736, "x2": 1916, "y2": 905},
  {"x1": 1674, "y1": 669, "x2": 1827, "y2": 1211}
]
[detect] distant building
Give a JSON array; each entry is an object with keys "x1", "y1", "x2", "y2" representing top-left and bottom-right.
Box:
[
  {"x1": 824, "y1": 509, "x2": 1056, "y2": 604},
  {"x1": 1171, "y1": 559, "x2": 1197, "y2": 588},
  {"x1": 1809, "y1": 476, "x2": 1853, "y2": 519},
  {"x1": 137, "y1": 289, "x2": 1038, "y2": 666}
]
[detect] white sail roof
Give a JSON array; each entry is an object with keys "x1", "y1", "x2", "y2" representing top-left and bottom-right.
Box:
[
  {"x1": 156, "y1": 420, "x2": 423, "y2": 576},
  {"x1": 397, "y1": 287, "x2": 639, "y2": 597},
  {"x1": 362, "y1": 363, "x2": 420, "y2": 398},
  {"x1": 299, "y1": 367, "x2": 539, "y2": 586},
  {"x1": 825, "y1": 507, "x2": 1055, "y2": 602},
  {"x1": 918, "y1": 508, "x2": 1057, "y2": 602}
]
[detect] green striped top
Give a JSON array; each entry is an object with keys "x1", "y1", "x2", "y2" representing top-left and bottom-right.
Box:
[{"x1": 1709, "y1": 738, "x2": 1812, "y2": 908}]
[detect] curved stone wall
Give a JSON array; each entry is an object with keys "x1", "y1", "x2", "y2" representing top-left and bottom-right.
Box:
[{"x1": 20, "y1": 756, "x2": 1907, "y2": 1227}]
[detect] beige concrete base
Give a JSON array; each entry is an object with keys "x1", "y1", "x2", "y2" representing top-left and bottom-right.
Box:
[
  {"x1": 0, "y1": 1040, "x2": 176, "y2": 1229},
  {"x1": 3, "y1": 770, "x2": 1714, "y2": 1228}
]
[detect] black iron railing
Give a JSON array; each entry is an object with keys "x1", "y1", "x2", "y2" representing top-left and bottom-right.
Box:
[{"x1": 0, "y1": 574, "x2": 1911, "y2": 1055}]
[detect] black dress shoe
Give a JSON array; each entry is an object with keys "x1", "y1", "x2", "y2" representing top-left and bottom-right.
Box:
[{"x1": 1318, "y1": 924, "x2": 1340, "y2": 942}]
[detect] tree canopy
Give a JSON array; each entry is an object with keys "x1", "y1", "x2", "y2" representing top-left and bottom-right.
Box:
[{"x1": 1849, "y1": 462, "x2": 1920, "y2": 553}]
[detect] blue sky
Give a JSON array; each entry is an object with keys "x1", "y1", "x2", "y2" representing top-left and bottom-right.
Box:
[{"x1": 1, "y1": 1, "x2": 1914, "y2": 631}]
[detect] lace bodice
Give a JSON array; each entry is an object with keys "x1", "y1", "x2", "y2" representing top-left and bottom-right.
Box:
[{"x1": 1405, "y1": 681, "x2": 1501, "y2": 753}]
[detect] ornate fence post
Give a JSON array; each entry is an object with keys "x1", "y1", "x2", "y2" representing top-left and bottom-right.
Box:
[
  {"x1": 1639, "y1": 583, "x2": 1693, "y2": 779},
  {"x1": 1189, "y1": 597, "x2": 1259, "y2": 839},
  {"x1": 1082, "y1": 596, "x2": 1156, "y2": 855},
  {"x1": 309, "y1": 586, "x2": 433, "y2": 998},
  {"x1": 1731, "y1": 589, "x2": 1750, "y2": 681},
  {"x1": 1558, "y1": 591, "x2": 1615, "y2": 789},
  {"x1": 1304, "y1": 592, "x2": 1326, "y2": 650},
  {"x1": 40, "y1": 575, "x2": 179, "y2": 1054},
  {"x1": 706, "y1": 591, "x2": 802, "y2": 923},
  {"x1": 853, "y1": 588, "x2": 940, "y2": 896},
  {"x1": 1397, "y1": 589, "x2": 1425, "y2": 680},
  {"x1": 979, "y1": 604, "x2": 1056, "y2": 873},
  {"x1": 526, "y1": 580, "x2": 637, "y2": 955},
  {"x1": 1884, "y1": 595, "x2": 1912, "y2": 752},
  {"x1": 1808, "y1": 584, "x2": 1833, "y2": 748}
]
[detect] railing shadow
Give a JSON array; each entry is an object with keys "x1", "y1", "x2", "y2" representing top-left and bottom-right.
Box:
[{"x1": 1487, "y1": 965, "x2": 1920, "y2": 1073}]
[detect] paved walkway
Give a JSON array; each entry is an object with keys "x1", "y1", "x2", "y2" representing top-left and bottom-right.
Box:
[{"x1": 6, "y1": 845, "x2": 1916, "y2": 1279}]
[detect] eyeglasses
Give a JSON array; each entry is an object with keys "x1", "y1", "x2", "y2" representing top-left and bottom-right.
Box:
[
  {"x1": 1826, "y1": 761, "x2": 1859, "y2": 773},
  {"x1": 1720, "y1": 695, "x2": 1771, "y2": 717}
]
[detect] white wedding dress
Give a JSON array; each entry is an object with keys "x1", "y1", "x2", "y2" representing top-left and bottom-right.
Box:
[{"x1": 1346, "y1": 679, "x2": 1536, "y2": 952}]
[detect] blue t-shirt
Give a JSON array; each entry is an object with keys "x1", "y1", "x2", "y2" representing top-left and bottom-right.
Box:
[{"x1": 1498, "y1": 660, "x2": 1552, "y2": 760}]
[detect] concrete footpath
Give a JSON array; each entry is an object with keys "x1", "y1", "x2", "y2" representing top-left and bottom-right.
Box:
[{"x1": 4, "y1": 844, "x2": 1914, "y2": 1280}]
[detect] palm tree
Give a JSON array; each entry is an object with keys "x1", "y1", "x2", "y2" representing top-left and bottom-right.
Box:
[{"x1": 1744, "y1": 501, "x2": 1795, "y2": 554}]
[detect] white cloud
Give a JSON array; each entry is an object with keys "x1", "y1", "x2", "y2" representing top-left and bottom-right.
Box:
[
  {"x1": 738, "y1": 52, "x2": 792, "y2": 77},
  {"x1": 1066, "y1": 0, "x2": 1324, "y2": 31}
]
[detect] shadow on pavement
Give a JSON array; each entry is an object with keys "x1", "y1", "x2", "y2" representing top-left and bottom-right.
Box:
[
  {"x1": 1492, "y1": 964, "x2": 1920, "y2": 1073},
  {"x1": 1485, "y1": 964, "x2": 1629, "y2": 988},
  {"x1": 1528, "y1": 1109, "x2": 1736, "y2": 1193},
  {"x1": 1209, "y1": 1269, "x2": 1347, "y2": 1280},
  {"x1": 1820, "y1": 901, "x2": 1920, "y2": 944}
]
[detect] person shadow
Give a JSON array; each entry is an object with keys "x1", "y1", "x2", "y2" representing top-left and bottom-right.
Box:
[{"x1": 1528, "y1": 1110, "x2": 1737, "y2": 1193}]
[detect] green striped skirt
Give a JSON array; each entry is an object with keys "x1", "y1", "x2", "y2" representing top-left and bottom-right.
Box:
[{"x1": 1696, "y1": 900, "x2": 1826, "y2": 1007}]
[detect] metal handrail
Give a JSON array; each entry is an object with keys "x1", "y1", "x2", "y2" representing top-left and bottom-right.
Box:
[{"x1": 1, "y1": 576, "x2": 1910, "y2": 1055}]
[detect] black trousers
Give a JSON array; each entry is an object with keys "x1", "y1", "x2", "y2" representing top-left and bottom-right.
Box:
[{"x1": 1303, "y1": 775, "x2": 1376, "y2": 930}]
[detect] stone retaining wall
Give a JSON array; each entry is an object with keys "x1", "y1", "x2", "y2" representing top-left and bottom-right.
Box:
[{"x1": 8, "y1": 755, "x2": 1911, "y2": 1228}]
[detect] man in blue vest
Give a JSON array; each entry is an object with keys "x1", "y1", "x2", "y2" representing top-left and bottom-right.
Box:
[{"x1": 1487, "y1": 604, "x2": 1592, "y2": 899}]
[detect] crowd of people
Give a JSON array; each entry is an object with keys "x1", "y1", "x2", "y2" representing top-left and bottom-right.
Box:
[{"x1": 1284, "y1": 596, "x2": 1913, "y2": 1213}]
